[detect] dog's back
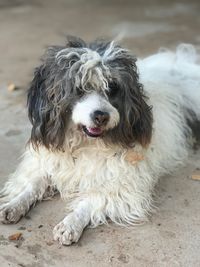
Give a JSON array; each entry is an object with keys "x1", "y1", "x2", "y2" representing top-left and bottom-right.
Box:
[{"x1": 137, "y1": 44, "x2": 200, "y2": 174}]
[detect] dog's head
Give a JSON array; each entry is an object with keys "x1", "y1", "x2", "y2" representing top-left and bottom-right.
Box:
[{"x1": 28, "y1": 36, "x2": 152, "y2": 150}]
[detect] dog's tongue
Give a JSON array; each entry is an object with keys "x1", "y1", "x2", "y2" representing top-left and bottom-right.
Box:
[{"x1": 87, "y1": 127, "x2": 102, "y2": 135}]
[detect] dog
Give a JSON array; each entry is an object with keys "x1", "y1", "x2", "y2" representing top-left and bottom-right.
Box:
[{"x1": 0, "y1": 36, "x2": 200, "y2": 245}]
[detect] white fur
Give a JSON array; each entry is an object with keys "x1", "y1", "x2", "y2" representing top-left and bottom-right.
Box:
[
  {"x1": 53, "y1": 200, "x2": 91, "y2": 245},
  {"x1": 72, "y1": 92, "x2": 120, "y2": 129},
  {"x1": 1, "y1": 44, "x2": 200, "y2": 245}
]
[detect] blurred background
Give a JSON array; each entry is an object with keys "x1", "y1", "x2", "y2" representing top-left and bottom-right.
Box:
[
  {"x1": 1, "y1": 0, "x2": 200, "y2": 87},
  {"x1": 0, "y1": 1, "x2": 200, "y2": 266}
]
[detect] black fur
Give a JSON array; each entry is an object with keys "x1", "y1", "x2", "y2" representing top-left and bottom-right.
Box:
[
  {"x1": 104, "y1": 48, "x2": 153, "y2": 148},
  {"x1": 28, "y1": 36, "x2": 153, "y2": 150},
  {"x1": 28, "y1": 44, "x2": 76, "y2": 150}
]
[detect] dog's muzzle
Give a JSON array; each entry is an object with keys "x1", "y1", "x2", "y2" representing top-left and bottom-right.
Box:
[
  {"x1": 91, "y1": 110, "x2": 110, "y2": 127},
  {"x1": 82, "y1": 110, "x2": 110, "y2": 138}
]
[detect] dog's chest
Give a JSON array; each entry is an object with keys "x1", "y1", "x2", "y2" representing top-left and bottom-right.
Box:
[{"x1": 45, "y1": 143, "x2": 145, "y2": 194}]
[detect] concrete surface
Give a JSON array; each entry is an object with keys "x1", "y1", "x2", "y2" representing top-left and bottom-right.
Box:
[{"x1": 0, "y1": 0, "x2": 200, "y2": 266}]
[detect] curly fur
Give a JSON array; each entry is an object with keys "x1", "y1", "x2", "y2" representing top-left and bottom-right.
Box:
[
  {"x1": 28, "y1": 37, "x2": 152, "y2": 150},
  {"x1": 0, "y1": 37, "x2": 200, "y2": 245}
]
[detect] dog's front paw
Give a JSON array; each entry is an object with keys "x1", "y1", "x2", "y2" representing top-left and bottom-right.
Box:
[
  {"x1": 0, "y1": 204, "x2": 24, "y2": 224},
  {"x1": 53, "y1": 213, "x2": 85, "y2": 245},
  {"x1": 0, "y1": 195, "x2": 32, "y2": 224}
]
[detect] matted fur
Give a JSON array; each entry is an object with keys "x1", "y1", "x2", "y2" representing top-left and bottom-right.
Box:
[
  {"x1": 0, "y1": 37, "x2": 200, "y2": 245},
  {"x1": 28, "y1": 37, "x2": 152, "y2": 150}
]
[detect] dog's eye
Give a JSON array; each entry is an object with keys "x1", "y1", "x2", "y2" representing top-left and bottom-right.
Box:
[
  {"x1": 108, "y1": 82, "x2": 119, "y2": 98},
  {"x1": 76, "y1": 87, "x2": 84, "y2": 97}
]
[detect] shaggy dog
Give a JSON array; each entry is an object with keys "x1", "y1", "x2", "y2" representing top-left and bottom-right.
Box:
[{"x1": 0, "y1": 36, "x2": 200, "y2": 245}]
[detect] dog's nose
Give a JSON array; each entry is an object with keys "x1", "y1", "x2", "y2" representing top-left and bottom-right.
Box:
[{"x1": 92, "y1": 110, "x2": 109, "y2": 127}]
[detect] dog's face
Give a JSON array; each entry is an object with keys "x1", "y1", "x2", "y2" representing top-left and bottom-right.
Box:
[
  {"x1": 28, "y1": 36, "x2": 153, "y2": 150},
  {"x1": 72, "y1": 92, "x2": 120, "y2": 137}
]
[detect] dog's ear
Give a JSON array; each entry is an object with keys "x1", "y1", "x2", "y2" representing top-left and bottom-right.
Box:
[
  {"x1": 27, "y1": 49, "x2": 72, "y2": 151},
  {"x1": 123, "y1": 79, "x2": 153, "y2": 148},
  {"x1": 107, "y1": 50, "x2": 153, "y2": 148},
  {"x1": 109, "y1": 79, "x2": 153, "y2": 148}
]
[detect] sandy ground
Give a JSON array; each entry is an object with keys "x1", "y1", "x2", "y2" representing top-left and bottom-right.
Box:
[{"x1": 0, "y1": 0, "x2": 200, "y2": 266}]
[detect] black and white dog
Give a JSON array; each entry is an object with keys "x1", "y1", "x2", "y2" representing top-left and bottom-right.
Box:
[{"x1": 0, "y1": 36, "x2": 200, "y2": 245}]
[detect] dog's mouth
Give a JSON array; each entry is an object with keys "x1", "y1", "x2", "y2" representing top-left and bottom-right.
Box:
[{"x1": 82, "y1": 125, "x2": 103, "y2": 138}]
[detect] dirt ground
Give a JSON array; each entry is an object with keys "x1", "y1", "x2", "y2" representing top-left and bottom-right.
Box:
[{"x1": 0, "y1": 0, "x2": 200, "y2": 266}]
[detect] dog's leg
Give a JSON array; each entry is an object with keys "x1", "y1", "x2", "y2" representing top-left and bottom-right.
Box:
[
  {"x1": 53, "y1": 200, "x2": 91, "y2": 245},
  {"x1": 0, "y1": 150, "x2": 51, "y2": 224}
]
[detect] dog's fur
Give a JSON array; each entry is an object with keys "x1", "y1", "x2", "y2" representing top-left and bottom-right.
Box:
[{"x1": 0, "y1": 37, "x2": 200, "y2": 245}]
